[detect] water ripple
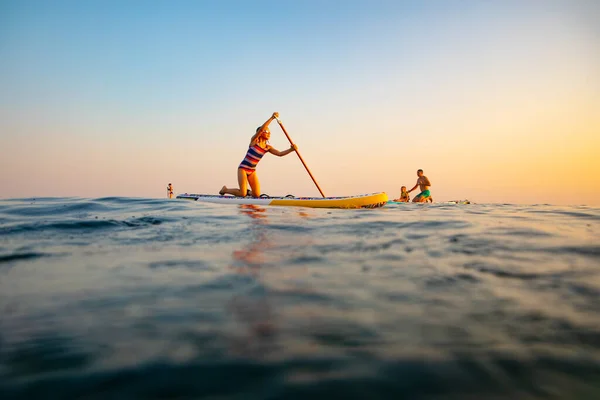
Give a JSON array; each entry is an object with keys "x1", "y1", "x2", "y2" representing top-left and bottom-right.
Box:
[
  {"x1": 0, "y1": 197, "x2": 599, "y2": 398},
  {"x1": 0, "y1": 252, "x2": 55, "y2": 265}
]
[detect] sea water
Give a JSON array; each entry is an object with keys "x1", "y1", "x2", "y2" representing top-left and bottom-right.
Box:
[{"x1": 0, "y1": 197, "x2": 599, "y2": 399}]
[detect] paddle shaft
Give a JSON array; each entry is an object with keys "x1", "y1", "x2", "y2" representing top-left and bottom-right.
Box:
[{"x1": 275, "y1": 118, "x2": 326, "y2": 198}]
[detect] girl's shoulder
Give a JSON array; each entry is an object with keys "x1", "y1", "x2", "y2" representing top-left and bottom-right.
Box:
[{"x1": 251, "y1": 140, "x2": 270, "y2": 151}]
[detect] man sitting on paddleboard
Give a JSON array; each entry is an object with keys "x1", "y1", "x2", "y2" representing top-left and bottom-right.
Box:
[
  {"x1": 408, "y1": 169, "x2": 433, "y2": 203},
  {"x1": 220, "y1": 112, "x2": 297, "y2": 198}
]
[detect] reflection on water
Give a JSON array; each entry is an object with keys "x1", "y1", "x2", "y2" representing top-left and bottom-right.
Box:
[
  {"x1": 227, "y1": 205, "x2": 277, "y2": 357},
  {"x1": 230, "y1": 205, "x2": 270, "y2": 274}
]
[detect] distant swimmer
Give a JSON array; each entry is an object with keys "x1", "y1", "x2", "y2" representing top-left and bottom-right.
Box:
[
  {"x1": 393, "y1": 186, "x2": 410, "y2": 202},
  {"x1": 408, "y1": 169, "x2": 433, "y2": 203},
  {"x1": 220, "y1": 112, "x2": 297, "y2": 198},
  {"x1": 167, "y1": 183, "x2": 174, "y2": 199}
]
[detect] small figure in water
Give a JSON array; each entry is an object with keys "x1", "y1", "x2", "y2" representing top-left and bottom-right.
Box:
[
  {"x1": 408, "y1": 169, "x2": 433, "y2": 203},
  {"x1": 220, "y1": 112, "x2": 297, "y2": 198},
  {"x1": 167, "y1": 183, "x2": 174, "y2": 199},
  {"x1": 394, "y1": 186, "x2": 410, "y2": 202}
]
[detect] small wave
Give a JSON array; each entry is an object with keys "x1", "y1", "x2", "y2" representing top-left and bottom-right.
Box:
[
  {"x1": 1, "y1": 200, "x2": 115, "y2": 218},
  {"x1": 94, "y1": 196, "x2": 144, "y2": 203},
  {"x1": 448, "y1": 236, "x2": 497, "y2": 256},
  {"x1": 511, "y1": 312, "x2": 600, "y2": 348},
  {"x1": 315, "y1": 238, "x2": 405, "y2": 255},
  {"x1": 147, "y1": 259, "x2": 215, "y2": 271},
  {"x1": 547, "y1": 245, "x2": 600, "y2": 259},
  {"x1": 423, "y1": 273, "x2": 481, "y2": 289},
  {"x1": 289, "y1": 255, "x2": 327, "y2": 265},
  {"x1": 0, "y1": 198, "x2": 192, "y2": 224},
  {"x1": 567, "y1": 283, "x2": 600, "y2": 300},
  {"x1": 486, "y1": 227, "x2": 553, "y2": 238},
  {"x1": 2, "y1": 219, "x2": 121, "y2": 234},
  {"x1": 526, "y1": 209, "x2": 600, "y2": 221},
  {"x1": 2, "y1": 216, "x2": 170, "y2": 235},
  {"x1": 309, "y1": 320, "x2": 381, "y2": 349},
  {"x1": 261, "y1": 224, "x2": 313, "y2": 233},
  {"x1": 462, "y1": 261, "x2": 568, "y2": 280},
  {"x1": 122, "y1": 216, "x2": 163, "y2": 227}
]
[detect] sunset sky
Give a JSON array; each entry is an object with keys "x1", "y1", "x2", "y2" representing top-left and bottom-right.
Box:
[{"x1": 1, "y1": 0, "x2": 599, "y2": 205}]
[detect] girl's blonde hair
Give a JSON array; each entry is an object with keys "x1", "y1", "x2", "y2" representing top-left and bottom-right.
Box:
[{"x1": 252, "y1": 127, "x2": 269, "y2": 145}]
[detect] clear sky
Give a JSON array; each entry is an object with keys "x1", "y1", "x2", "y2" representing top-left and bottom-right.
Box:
[{"x1": 1, "y1": 0, "x2": 599, "y2": 205}]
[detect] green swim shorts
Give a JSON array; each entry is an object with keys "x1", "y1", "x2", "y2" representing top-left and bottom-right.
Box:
[{"x1": 415, "y1": 190, "x2": 431, "y2": 199}]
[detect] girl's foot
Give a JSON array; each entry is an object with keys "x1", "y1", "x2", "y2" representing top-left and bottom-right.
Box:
[{"x1": 219, "y1": 186, "x2": 227, "y2": 195}]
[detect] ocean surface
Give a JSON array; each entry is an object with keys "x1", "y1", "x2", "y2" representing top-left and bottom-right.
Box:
[{"x1": 0, "y1": 197, "x2": 599, "y2": 399}]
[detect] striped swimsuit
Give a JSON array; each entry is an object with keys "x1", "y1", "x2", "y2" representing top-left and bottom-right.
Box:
[{"x1": 239, "y1": 144, "x2": 268, "y2": 173}]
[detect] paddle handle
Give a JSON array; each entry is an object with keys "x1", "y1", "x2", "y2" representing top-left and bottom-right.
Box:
[{"x1": 275, "y1": 117, "x2": 326, "y2": 198}]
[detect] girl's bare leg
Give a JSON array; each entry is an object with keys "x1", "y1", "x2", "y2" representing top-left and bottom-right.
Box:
[
  {"x1": 220, "y1": 169, "x2": 249, "y2": 197},
  {"x1": 247, "y1": 172, "x2": 261, "y2": 198}
]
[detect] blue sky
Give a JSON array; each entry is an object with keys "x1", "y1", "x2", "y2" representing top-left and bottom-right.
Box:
[{"x1": 1, "y1": 0, "x2": 599, "y2": 203}]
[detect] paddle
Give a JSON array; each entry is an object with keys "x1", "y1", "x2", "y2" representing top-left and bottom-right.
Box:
[{"x1": 275, "y1": 116, "x2": 326, "y2": 198}]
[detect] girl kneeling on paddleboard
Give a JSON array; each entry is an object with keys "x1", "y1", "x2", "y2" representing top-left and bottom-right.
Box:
[{"x1": 220, "y1": 112, "x2": 297, "y2": 198}]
